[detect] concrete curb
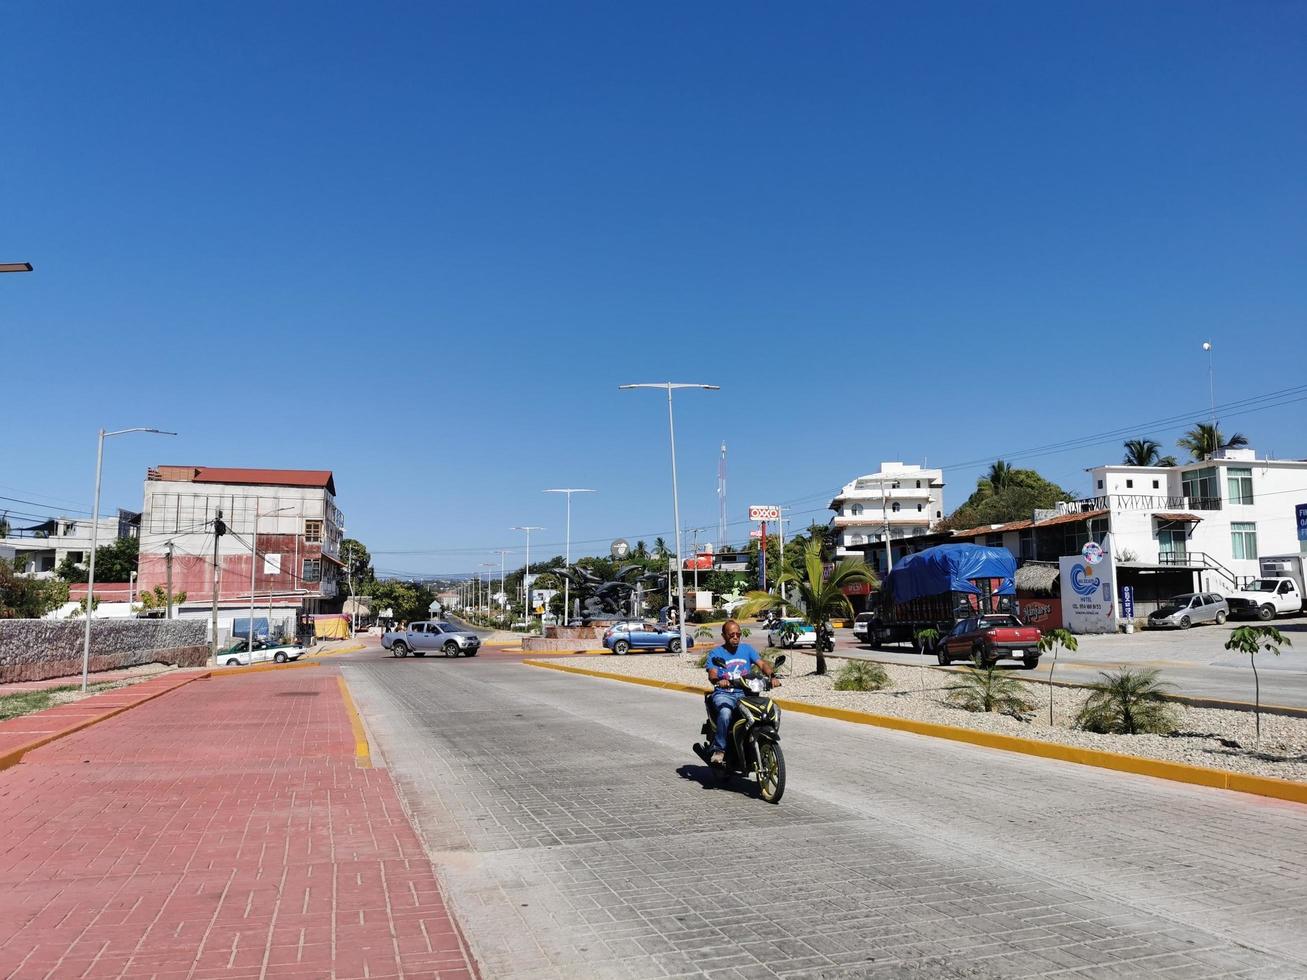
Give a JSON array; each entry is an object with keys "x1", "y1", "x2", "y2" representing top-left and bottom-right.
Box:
[
  {"x1": 208, "y1": 660, "x2": 321, "y2": 677},
  {"x1": 336, "y1": 674, "x2": 372, "y2": 768},
  {"x1": 523, "y1": 659, "x2": 1307, "y2": 808},
  {"x1": 309, "y1": 641, "x2": 368, "y2": 658},
  {"x1": 0, "y1": 671, "x2": 209, "y2": 772}
]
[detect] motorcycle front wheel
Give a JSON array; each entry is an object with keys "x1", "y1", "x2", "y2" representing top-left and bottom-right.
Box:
[{"x1": 756, "y1": 741, "x2": 786, "y2": 804}]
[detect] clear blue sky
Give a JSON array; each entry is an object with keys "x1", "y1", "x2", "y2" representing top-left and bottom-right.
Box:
[{"x1": 3, "y1": 2, "x2": 1305, "y2": 576}]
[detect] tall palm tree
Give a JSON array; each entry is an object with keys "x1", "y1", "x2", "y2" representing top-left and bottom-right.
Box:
[
  {"x1": 739, "y1": 542, "x2": 876, "y2": 675},
  {"x1": 652, "y1": 537, "x2": 669, "y2": 559},
  {"x1": 1176, "y1": 422, "x2": 1249, "y2": 462},
  {"x1": 978, "y1": 459, "x2": 1014, "y2": 497}
]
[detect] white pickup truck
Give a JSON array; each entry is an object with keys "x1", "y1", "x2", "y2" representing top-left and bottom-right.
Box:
[{"x1": 1225, "y1": 574, "x2": 1304, "y2": 621}]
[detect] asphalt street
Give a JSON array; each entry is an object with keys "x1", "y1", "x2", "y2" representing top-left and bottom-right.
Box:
[
  {"x1": 824, "y1": 616, "x2": 1307, "y2": 710},
  {"x1": 343, "y1": 645, "x2": 1307, "y2": 979}
]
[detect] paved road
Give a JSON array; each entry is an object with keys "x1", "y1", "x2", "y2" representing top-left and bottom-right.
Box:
[
  {"x1": 823, "y1": 617, "x2": 1307, "y2": 709},
  {"x1": 343, "y1": 647, "x2": 1307, "y2": 979}
]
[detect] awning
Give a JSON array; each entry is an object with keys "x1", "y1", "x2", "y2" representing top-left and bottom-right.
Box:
[
  {"x1": 1153, "y1": 512, "x2": 1202, "y2": 523},
  {"x1": 320, "y1": 550, "x2": 346, "y2": 566}
]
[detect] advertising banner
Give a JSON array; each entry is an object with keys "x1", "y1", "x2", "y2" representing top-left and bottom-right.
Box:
[
  {"x1": 1060, "y1": 535, "x2": 1117, "y2": 633},
  {"x1": 1297, "y1": 503, "x2": 1307, "y2": 542},
  {"x1": 749, "y1": 505, "x2": 780, "y2": 521},
  {"x1": 1015, "y1": 596, "x2": 1063, "y2": 630}
]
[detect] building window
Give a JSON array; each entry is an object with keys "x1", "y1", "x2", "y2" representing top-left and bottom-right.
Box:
[
  {"x1": 891, "y1": 502, "x2": 901, "y2": 513},
  {"x1": 986, "y1": 534, "x2": 1002, "y2": 548},
  {"x1": 302, "y1": 558, "x2": 322, "y2": 582},
  {"x1": 850, "y1": 504, "x2": 863, "y2": 516},
  {"x1": 936, "y1": 510, "x2": 942, "y2": 519},
  {"x1": 916, "y1": 503, "x2": 923, "y2": 512},
  {"x1": 1019, "y1": 528, "x2": 1035, "y2": 561},
  {"x1": 1231, "y1": 522, "x2": 1257, "y2": 560},
  {"x1": 1158, "y1": 526, "x2": 1187, "y2": 559},
  {"x1": 849, "y1": 533, "x2": 865, "y2": 546},
  {"x1": 1182, "y1": 467, "x2": 1220, "y2": 509},
  {"x1": 1097, "y1": 480, "x2": 1103, "y2": 490},
  {"x1": 915, "y1": 480, "x2": 921, "y2": 488},
  {"x1": 1226, "y1": 467, "x2": 1253, "y2": 505},
  {"x1": 1152, "y1": 480, "x2": 1159, "y2": 489},
  {"x1": 1125, "y1": 479, "x2": 1133, "y2": 489},
  {"x1": 304, "y1": 520, "x2": 323, "y2": 543}
]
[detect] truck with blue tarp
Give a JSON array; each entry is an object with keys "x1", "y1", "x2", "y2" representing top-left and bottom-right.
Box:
[{"x1": 865, "y1": 544, "x2": 1019, "y2": 651}]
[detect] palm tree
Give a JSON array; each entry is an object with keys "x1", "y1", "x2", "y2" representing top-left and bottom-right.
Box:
[
  {"x1": 739, "y1": 542, "x2": 876, "y2": 675},
  {"x1": 652, "y1": 537, "x2": 669, "y2": 559},
  {"x1": 1122, "y1": 438, "x2": 1161, "y2": 467},
  {"x1": 978, "y1": 459, "x2": 1014, "y2": 497},
  {"x1": 1176, "y1": 422, "x2": 1249, "y2": 462},
  {"x1": 634, "y1": 540, "x2": 649, "y2": 559},
  {"x1": 1073, "y1": 668, "x2": 1177, "y2": 735},
  {"x1": 944, "y1": 663, "x2": 1033, "y2": 716}
]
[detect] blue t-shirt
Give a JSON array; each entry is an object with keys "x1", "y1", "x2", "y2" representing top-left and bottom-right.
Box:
[{"x1": 706, "y1": 643, "x2": 763, "y2": 682}]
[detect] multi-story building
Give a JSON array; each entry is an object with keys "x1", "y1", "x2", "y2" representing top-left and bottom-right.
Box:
[
  {"x1": 1083, "y1": 448, "x2": 1306, "y2": 591},
  {"x1": 829, "y1": 462, "x2": 945, "y2": 572},
  {"x1": 136, "y1": 466, "x2": 344, "y2": 642},
  {"x1": 0, "y1": 512, "x2": 138, "y2": 579}
]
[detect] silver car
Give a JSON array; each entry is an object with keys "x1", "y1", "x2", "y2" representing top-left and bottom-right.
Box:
[{"x1": 1147, "y1": 592, "x2": 1228, "y2": 630}]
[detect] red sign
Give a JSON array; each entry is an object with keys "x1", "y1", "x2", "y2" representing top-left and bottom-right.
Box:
[
  {"x1": 749, "y1": 529, "x2": 762, "y2": 539},
  {"x1": 1015, "y1": 596, "x2": 1062, "y2": 629},
  {"x1": 840, "y1": 581, "x2": 873, "y2": 596}
]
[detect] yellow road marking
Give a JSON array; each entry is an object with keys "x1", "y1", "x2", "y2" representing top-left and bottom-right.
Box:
[{"x1": 336, "y1": 674, "x2": 371, "y2": 768}]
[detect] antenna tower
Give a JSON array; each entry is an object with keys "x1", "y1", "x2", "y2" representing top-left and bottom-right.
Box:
[{"x1": 717, "y1": 441, "x2": 728, "y2": 550}]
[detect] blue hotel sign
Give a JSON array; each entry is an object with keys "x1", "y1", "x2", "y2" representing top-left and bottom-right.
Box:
[{"x1": 1298, "y1": 503, "x2": 1307, "y2": 542}]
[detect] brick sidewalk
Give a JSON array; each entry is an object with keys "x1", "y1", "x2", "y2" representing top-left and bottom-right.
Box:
[{"x1": 0, "y1": 669, "x2": 478, "y2": 979}]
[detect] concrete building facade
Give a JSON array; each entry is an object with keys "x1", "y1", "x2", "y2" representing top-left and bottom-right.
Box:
[
  {"x1": 136, "y1": 466, "x2": 344, "y2": 643},
  {"x1": 829, "y1": 462, "x2": 944, "y2": 572},
  {"x1": 0, "y1": 512, "x2": 138, "y2": 579}
]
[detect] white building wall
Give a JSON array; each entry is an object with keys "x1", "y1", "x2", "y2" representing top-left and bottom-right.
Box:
[{"x1": 829, "y1": 462, "x2": 945, "y2": 566}]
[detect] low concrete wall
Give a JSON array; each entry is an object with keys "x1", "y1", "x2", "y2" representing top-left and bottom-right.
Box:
[
  {"x1": 0, "y1": 619, "x2": 210, "y2": 684},
  {"x1": 543, "y1": 625, "x2": 609, "y2": 640}
]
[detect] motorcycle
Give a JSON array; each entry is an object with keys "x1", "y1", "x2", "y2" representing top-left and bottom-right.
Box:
[
  {"x1": 692, "y1": 654, "x2": 787, "y2": 804},
  {"x1": 814, "y1": 622, "x2": 835, "y2": 654}
]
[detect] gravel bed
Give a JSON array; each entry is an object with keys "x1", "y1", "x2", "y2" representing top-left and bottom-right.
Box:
[
  {"x1": 46, "y1": 664, "x2": 182, "y2": 706},
  {"x1": 551, "y1": 654, "x2": 1307, "y2": 783}
]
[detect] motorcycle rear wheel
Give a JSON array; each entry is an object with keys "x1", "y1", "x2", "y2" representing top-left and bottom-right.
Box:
[{"x1": 756, "y1": 742, "x2": 786, "y2": 804}]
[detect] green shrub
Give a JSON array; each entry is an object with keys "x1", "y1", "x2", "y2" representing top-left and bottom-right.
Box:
[
  {"x1": 945, "y1": 664, "x2": 1034, "y2": 716},
  {"x1": 690, "y1": 609, "x2": 730, "y2": 624},
  {"x1": 1074, "y1": 668, "x2": 1178, "y2": 735},
  {"x1": 832, "y1": 660, "x2": 889, "y2": 692}
]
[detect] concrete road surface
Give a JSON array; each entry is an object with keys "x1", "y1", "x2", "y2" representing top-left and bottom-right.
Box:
[
  {"x1": 343, "y1": 649, "x2": 1307, "y2": 978},
  {"x1": 827, "y1": 616, "x2": 1307, "y2": 709}
]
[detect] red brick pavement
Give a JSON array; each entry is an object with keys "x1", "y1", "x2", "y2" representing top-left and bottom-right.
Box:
[{"x1": 0, "y1": 669, "x2": 479, "y2": 979}]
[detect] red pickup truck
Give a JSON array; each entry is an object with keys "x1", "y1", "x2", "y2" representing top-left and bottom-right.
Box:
[{"x1": 938, "y1": 614, "x2": 1042, "y2": 669}]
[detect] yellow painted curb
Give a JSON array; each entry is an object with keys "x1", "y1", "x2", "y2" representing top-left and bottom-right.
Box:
[
  {"x1": 336, "y1": 675, "x2": 371, "y2": 768},
  {"x1": 208, "y1": 660, "x2": 321, "y2": 678},
  {"x1": 0, "y1": 672, "x2": 210, "y2": 773},
  {"x1": 523, "y1": 660, "x2": 1307, "y2": 808}
]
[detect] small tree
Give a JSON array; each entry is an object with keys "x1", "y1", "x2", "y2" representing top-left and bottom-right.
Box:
[
  {"x1": 945, "y1": 662, "x2": 1034, "y2": 717},
  {"x1": 1224, "y1": 625, "x2": 1291, "y2": 745},
  {"x1": 136, "y1": 585, "x2": 187, "y2": 616},
  {"x1": 833, "y1": 660, "x2": 889, "y2": 692},
  {"x1": 1036, "y1": 628, "x2": 1078, "y2": 725},
  {"x1": 1074, "y1": 668, "x2": 1177, "y2": 735},
  {"x1": 915, "y1": 627, "x2": 940, "y2": 693}
]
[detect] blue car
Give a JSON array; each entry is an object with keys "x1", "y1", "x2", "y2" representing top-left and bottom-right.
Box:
[{"x1": 602, "y1": 621, "x2": 695, "y2": 655}]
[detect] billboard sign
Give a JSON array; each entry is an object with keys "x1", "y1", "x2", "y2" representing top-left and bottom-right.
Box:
[
  {"x1": 1059, "y1": 552, "x2": 1117, "y2": 633},
  {"x1": 749, "y1": 529, "x2": 763, "y2": 539},
  {"x1": 749, "y1": 505, "x2": 780, "y2": 522}
]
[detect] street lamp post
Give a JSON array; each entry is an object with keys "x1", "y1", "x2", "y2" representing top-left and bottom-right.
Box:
[
  {"x1": 544, "y1": 488, "x2": 595, "y2": 624},
  {"x1": 619, "y1": 382, "x2": 719, "y2": 659},
  {"x1": 1202, "y1": 341, "x2": 1216, "y2": 430},
  {"x1": 512, "y1": 526, "x2": 543, "y2": 629},
  {"x1": 0, "y1": 262, "x2": 34, "y2": 274},
  {"x1": 81, "y1": 427, "x2": 177, "y2": 692}
]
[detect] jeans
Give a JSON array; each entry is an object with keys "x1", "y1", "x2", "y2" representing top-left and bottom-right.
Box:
[{"x1": 709, "y1": 689, "x2": 743, "y2": 753}]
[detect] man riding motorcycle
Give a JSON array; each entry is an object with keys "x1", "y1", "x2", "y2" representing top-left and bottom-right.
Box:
[{"x1": 705, "y1": 619, "x2": 779, "y2": 765}]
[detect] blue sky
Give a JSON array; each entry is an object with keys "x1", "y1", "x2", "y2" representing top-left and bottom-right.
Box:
[{"x1": 3, "y1": 2, "x2": 1305, "y2": 576}]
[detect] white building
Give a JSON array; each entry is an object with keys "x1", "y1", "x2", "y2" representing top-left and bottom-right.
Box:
[
  {"x1": 0, "y1": 512, "x2": 138, "y2": 579},
  {"x1": 1085, "y1": 449, "x2": 1307, "y2": 591},
  {"x1": 829, "y1": 462, "x2": 945, "y2": 572}
]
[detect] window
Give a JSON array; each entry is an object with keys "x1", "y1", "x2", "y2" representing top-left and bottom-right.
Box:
[
  {"x1": 1153, "y1": 480, "x2": 1159, "y2": 489},
  {"x1": 1019, "y1": 528, "x2": 1035, "y2": 561},
  {"x1": 1125, "y1": 479, "x2": 1133, "y2": 489},
  {"x1": 1097, "y1": 480, "x2": 1103, "y2": 489},
  {"x1": 936, "y1": 510, "x2": 942, "y2": 519},
  {"x1": 1158, "y1": 527, "x2": 1187, "y2": 558},
  {"x1": 1182, "y1": 467, "x2": 1220, "y2": 509},
  {"x1": 302, "y1": 558, "x2": 322, "y2": 582},
  {"x1": 850, "y1": 504, "x2": 863, "y2": 516},
  {"x1": 1231, "y1": 522, "x2": 1257, "y2": 560},
  {"x1": 986, "y1": 534, "x2": 1003, "y2": 548},
  {"x1": 891, "y1": 502, "x2": 901, "y2": 513},
  {"x1": 304, "y1": 520, "x2": 323, "y2": 543},
  {"x1": 916, "y1": 503, "x2": 923, "y2": 512},
  {"x1": 1226, "y1": 467, "x2": 1253, "y2": 505},
  {"x1": 915, "y1": 480, "x2": 921, "y2": 488},
  {"x1": 848, "y1": 533, "x2": 865, "y2": 546}
]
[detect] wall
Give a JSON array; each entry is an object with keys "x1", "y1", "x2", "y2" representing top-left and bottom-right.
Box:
[{"x1": 0, "y1": 619, "x2": 209, "y2": 684}]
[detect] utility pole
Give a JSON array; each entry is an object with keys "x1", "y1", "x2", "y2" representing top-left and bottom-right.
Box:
[
  {"x1": 165, "y1": 543, "x2": 174, "y2": 620},
  {"x1": 211, "y1": 511, "x2": 226, "y2": 660},
  {"x1": 882, "y1": 483, "x2": 893, "y2": 576}
]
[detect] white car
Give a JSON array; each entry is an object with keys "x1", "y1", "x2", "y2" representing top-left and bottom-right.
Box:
[
  {"x1": 216, "y1": 642, "x2": 306, "y2": 666},
  {"x1": 767, "y1": 619, "x2": 816, "y2": 648}
]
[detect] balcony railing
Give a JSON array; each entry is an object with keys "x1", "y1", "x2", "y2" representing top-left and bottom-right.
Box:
[{"x1": 1074, "y1": 494, "x2": 1222, "y2": 513}]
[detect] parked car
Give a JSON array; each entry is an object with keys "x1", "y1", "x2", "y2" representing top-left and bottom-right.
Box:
[
  {"x1": 937, "y1": 614, "x2": 1042, "y2": 668},
  {"x1": 602, "y1": 622, "x2": 693, "y2": 655},
  {"x1": 767, "y1": 619, "x2": 816, "y2": 649},
  {"x1": 1147, "y1": 593, "x2": 1229, "y2": 630},
  {"x1": 216, "y1": 639, "x2": 306, "y2": 666},
  {"x1": 1225, "y1": 578, "x2": 1304, "y2": 621},
  {"x1": 382, "y1": 621, "x2": 481, "y2": 657},
  {"x1": 852, "y1": 612, "x2": 875, "y2": 644}
]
